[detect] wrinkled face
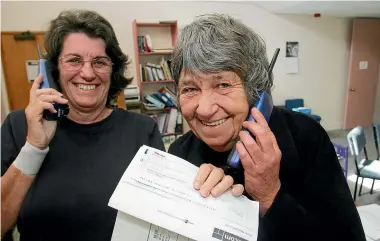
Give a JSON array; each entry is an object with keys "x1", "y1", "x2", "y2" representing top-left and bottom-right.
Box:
[
  {"x1": 178, "y1": 70, "x2": 249, "y2": 152},
  {"x1": 58, "y1": 32, "x2": 112, "y2": 111}
]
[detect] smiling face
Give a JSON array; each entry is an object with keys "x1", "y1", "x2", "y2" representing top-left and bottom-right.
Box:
[
  {"x1": 58, "y1": 32, "x2": 112, "y2": 112},
  {"x1": 178, "y1": 70, "x2": 249, "y2": 152}
]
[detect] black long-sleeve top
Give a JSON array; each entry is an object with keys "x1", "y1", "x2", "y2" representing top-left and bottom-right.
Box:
[
  {"x1": 1, "y1": 108, "x2": 166, "y2": 241},
  {"x1": 168, "y1": 106, "x2": 366, "y2": 241}
]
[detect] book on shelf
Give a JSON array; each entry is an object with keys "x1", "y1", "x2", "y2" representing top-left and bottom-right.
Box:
[
  {"x1": 143, "y1": 103, "x2": 164, "y2": 110},
  {"x1": 140, "y1": 57, "x2": 173, "y2": 82},
  {"x1": 144, "y1": 94, "x2": 166, "y2": 109},
  {"x1": 143, "y1": 84, "x2": 178, "y2": 110},
  {"x1": 137, "y1": 35, "x2": 152, "y2": 53},
  {"x1": 158, "y1": 86, "x2": 178, "y2": 107},
  {"x1": 153, "y1": 92, "x2": 175, "y2": 107},
  {"x1": 175, "y1": 112, "x2": 183, "y2": 133},
  {"x1": 148, "y1": 109, "x2": 182, "y2": 135},
  {"x1": 143, "y1": 95, "x2": 174, "y2": 109},
  {"x1": 137, "y1": 35, "x2": 173, "y2": 54}
]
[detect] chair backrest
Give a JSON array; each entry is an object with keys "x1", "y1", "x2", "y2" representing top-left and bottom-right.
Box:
[
  {"x1": 285, "y1": 99, "x2": 304, "y2": 110},
  {"x1": 347, "y1": 126, "x2": 368, "y2": 172},
  {"x1": 373, "y1": 123, "x2": 380, "y2": 159}
]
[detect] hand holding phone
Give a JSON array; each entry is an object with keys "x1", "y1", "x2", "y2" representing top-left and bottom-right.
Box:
[
  {"x1": 223, "y1": 48, "x2": 281, "y2": 214},
  {"x1": 37, "y1": 45, "x2": 69, "y2": 120},
  {"x1": 226, "y1": 47, "x2": 279, "y2": 169},
  {"x1": 226, "y1": 91, "x2": 273, "y2": 169},
  {"x1": 25, "y1": 74, "x2": 68, "y2": 149},
  {"x1": 235, "y1": 107, "x2": 281, "y2": 215}
]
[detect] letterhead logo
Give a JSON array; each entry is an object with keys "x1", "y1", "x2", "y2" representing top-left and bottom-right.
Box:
[{"x1": 212, "y1": 228, "x2": 248, "y2": 241}]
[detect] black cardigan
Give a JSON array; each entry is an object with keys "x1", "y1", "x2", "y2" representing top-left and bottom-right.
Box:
[{"x1": 168, "y1": 106, "x2": 366, "y2": 241}]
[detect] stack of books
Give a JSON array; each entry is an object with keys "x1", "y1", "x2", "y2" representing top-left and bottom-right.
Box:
[
  {"x1": 149, "y1": 110, "x2": 182, "y2": 135},
  {"x1": 137, "y1": 35, "x2": 174, "y2": 54},
  {"x1": 143, "y1": 86, "x2": 177, "y2": 110},
  {"x1": 140, "y1": 57, "x2": 173, "y2": 82}
]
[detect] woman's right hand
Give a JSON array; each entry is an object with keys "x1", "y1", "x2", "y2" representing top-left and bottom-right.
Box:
[
  {"x1": 25, "y1": 74, "x2": 68, "y2": 150},
  {"x1": 194, "y1": 163, "x2": 244, "y2": 198}
]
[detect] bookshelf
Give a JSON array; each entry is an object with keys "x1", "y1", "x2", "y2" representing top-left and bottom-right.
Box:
[{"x1": 132, "y1": 19, "x2": 183, "y2": 142}]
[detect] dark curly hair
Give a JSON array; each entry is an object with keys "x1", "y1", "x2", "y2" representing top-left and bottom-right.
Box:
[{"x1": 44, "y1": 9, "x2": 132, "y2": 106}]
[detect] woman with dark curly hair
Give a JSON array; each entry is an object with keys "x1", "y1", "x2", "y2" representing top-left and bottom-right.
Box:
[{"x1": 1, "y1": 9, "x2": 164, "y2": 240}]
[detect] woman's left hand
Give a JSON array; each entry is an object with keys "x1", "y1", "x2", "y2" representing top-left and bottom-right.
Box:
[
  {"x1": 237, "y1": 107, "x2": 281, "y2": 216},
  {"x1": 193, "y1": 164, "x2": 244, "y2": 198}
]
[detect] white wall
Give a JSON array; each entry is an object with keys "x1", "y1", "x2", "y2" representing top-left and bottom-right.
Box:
[{"x1": 1, "y1": 1, "x2": 352, "y2": 131}]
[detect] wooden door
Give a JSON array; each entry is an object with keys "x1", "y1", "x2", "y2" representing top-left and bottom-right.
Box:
[
  {"x1": 344, "y1": 19, "x2": 380, "y2": 129},
  {"x1": 1, "y1": 31, "x2": 46, "y2": 111}
]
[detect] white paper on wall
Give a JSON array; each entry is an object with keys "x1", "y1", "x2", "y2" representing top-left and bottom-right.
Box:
[
  {"x1": 359, "y1": 61, "x2": 368, "y2": 70},
  {"x1": 284, "y1": 57, "x2": 298, "y2": 74},
  {"x1": 25, "y1": 60, "x2": 39, "y2": 83}
]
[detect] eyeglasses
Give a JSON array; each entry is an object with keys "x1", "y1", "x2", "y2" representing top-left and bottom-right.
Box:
[{"x1": 59, "y1": 55, "x2": 113, "y2": 74}]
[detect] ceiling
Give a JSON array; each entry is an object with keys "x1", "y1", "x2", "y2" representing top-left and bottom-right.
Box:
[{"x1": 251, "y1": 1, "x2": 380, "y2": 18}]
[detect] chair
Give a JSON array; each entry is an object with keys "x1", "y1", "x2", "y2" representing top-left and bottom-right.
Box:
[
  {"x1": 373, "y1": 123, "x2": 380, "y2": 160},
  {"x1": 284, "y1": 99, "x2": 321, "y2": 122},
  {"x1": 347, "y1": 126, "x2": 380, "y2": 201}
]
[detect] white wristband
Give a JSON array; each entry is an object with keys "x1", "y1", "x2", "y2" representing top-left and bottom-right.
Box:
[{"x1": 13, "y1": 141, "x2": 49, "y2": 175}]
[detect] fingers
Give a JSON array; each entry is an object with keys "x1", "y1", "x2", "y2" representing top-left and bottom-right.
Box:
[
  {"x1": 242, "y1": 121, "x2": 273, "y2": 153},
  {"x1": 31, "y1": 74, "x2": 44, "y2": 92},
  {"x1": 251, "y1": 107, "x2": 269, "y2": 129},
  {"x1": 210, "y1": 175, "x2": 234, "y2": 197},
  {"x1": 236, "y1": 141, "x2": 255, "y2": 171},
  {"x1": 231, "y1": 184, "x2": 245, "y2": 196},
  {"x1": 29, "y1": 94, "x2": 68, "y2": 115},
  {"x1": 238, "y1": 131, "x2": 262, "y2": 163},
  {"x1": 195, "y1": 164, "x2": 244, "y2": 198},
  {"x1": 26, "y1": 94, "x2": 68, "y2": 118},
  {"x1": 30, "y1": 74, "x2": 44, "y2": 101},
  {"x1": 30, "y1": 73, "x2": 63, "y2": 102},
  {"x1": 199, "y1": 167, "x2": 224, "y2": 197},
  {"x1": 36, "y1": 88, "x2": 63, "y2": 98},
  {"x1": 40, "y1": 102, "x2": 57, "y2": 114},
  {"x1": 38, "y1": 94, "x2": 69, "y2": 105},
  {"x1": 27, "y1": 101, "x2": 56, "y2": 115},
  {"x1": 194, "y1": 164, "x2": 213, "y2": 190},
  {"x1": 242, "y1": 108, "x2": 273, "y2": 153}
]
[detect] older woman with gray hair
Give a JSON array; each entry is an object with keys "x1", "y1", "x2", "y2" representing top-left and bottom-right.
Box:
[{"x1": 168, "y1": 14, "x2": 365, "y2": 241}]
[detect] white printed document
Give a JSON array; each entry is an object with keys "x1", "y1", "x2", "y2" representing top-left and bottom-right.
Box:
[
  {"x1": 108, "y1": 145, "x2": 259, "y2": 241},
  {"x1": 357, "y1": 204, "x2": 380, "y2": 241}
]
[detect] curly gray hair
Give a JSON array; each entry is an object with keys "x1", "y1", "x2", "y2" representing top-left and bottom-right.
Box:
[{"x1": 171, "y1": 13, "x2": 273, "y2": 105}]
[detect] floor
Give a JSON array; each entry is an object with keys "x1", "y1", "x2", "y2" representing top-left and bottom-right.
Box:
[{"x1": 327, "y1": 126, "x2": 380, "y2": 205}]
